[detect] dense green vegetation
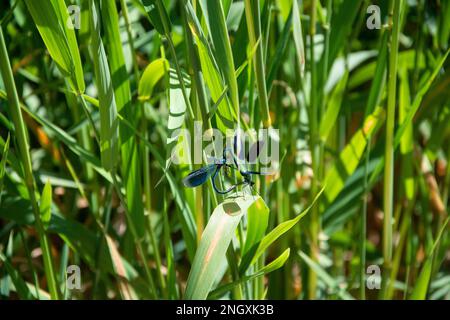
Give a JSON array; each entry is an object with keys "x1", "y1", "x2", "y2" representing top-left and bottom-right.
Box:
[{"x1": 0, "y1": 0, "x2": 449, "y2": 300}]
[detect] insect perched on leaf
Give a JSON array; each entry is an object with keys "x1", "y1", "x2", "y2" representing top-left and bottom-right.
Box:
[{"x1": 182, "y1": 138, "x2": 270, "y2": 194}]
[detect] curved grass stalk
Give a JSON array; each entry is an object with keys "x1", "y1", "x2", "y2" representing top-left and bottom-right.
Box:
[
  {"x1": 0, "y1": 27, "x2": 60, "y2": 299},
  {"x1": 244, "y1": 0, "x2": 271, "y2": 128}
]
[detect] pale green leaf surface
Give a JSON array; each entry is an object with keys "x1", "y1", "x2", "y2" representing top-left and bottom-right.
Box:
[
  {"x1": 184, "y1": 194, "x2": 262, "y2": 299},
  {"x1": 410, "y1": 217, "x2": 450, "y2": 300},
  {"x1": 24, "y1": 0, "x2": 85, "y2": 92},
  {"x1": 40, "y1": 181, "x2": 52, "y2": 228},
  {"x1": 88, "y1": 0, "x2": 119, "y2": 171},
  {"x1": 324, "y1": 107, "x2": 385, "y2": 204},
  {"x1": 319, "y1": 71, "x2": 348, "y2": 141},
  {"x1": 208, "y1": 248, "x2": 290, "y2": 299},
  {"x1": 138, "y1": 58, "x2": 169, "y2": 101},
  {"x1": 240, "y1": 188, "x2": 323, "y2": 273}
]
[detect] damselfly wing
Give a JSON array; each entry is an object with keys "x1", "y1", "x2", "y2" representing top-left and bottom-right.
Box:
[
  {"x1": 182, "y1": 138, "x2": 272, "y2": 194},
  {"x1": 182, "y1": 164, "x2": 217, "y2": 187}
]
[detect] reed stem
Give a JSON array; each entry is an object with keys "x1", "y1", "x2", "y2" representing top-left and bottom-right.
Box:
[{"x1": 382, "y1": 0, "x2": 402, "y2": 298}]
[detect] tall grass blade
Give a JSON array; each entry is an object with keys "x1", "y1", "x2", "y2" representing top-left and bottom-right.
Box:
[
  {"x1": 39, "y1": 181, "x2": 52, "y2": 229},
  {"x1": 200, "y1": 0, "x2": 240, "y2": 116},
  {"x1": 240, "y1": 189, "x2": 323, "y2": 274},
  {"x1": 209, "y1": 248, "x2": 290, "y2": 299},
  {"x1": 88, "y1": 0, "x2": 119, "y2": 171},
  {"x1": 244, "y1": 0, "x2": 271, "y2": 127},
  {"x1": 184, "y1": 194, "x2": 261, "y2": 299},
  {"x1": 24, "y1": 0, "x2": 85, "y2": 93},
  {"x1": 410, "y1": 217, "x2": 450, "y2": 299},
  {"x1": 292, "y1": 0, "x2": 305, "y2": 76},
  {"x1": 319, "y1": 71, "x2": 348, "y2": 142},
  {"x1": 323, "y1": 107, "x2": 385, "y2": 204},
  {"x1": 382, "y1": 1, "x2": 402, "y2": 288},
  {"x1": 242, "y1": 197, "x2": 269, "y2": 256}
]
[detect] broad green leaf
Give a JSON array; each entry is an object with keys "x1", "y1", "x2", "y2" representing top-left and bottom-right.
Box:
[
  {"x1": 277, "y1": 0, "x2": 293, "y2": 20},
  {"x1": 349, "y1": 49, "x2": 423, "y2": 90},
  {"x1": 185, "y1": 2, "x2": 236, "y2": 132},
  {"x1": 242, "y1": 197, "x2": 269, "y2": 256},
  {"x1": 240, "y1": 189, "x2": 324, "y2": 274},
  {"x1": 100, "y1": 0, "x2": 131, "y2": 114},
  {"x1": 369, "y1": 49, "x2": 450, "y2": 186},
  {"x1": 40, "y1": 181, "x2": 52, "y2": 229},
  {"x1": 292, "y1": 0, "x2": 305, "y2": 76},
  {"x1": 88, "y1": 0, "x2": 119, "y2": 171},
  {"x1": 255, "y1": 249, "x2": 290, "y2": 276},
  {"x1": 24, "y1": 0, "x2": 85, "y2": 93},
  {"x1": 410, "y1": 258, "x2": 433, "y2": 300},
  {"x1": 322, "y1": 158, "x2": 380, "y2": 234},
  {"x1": 225, "y1": 1, "x2": 243, "y2": 31},
  {"x1": 319, "y1": 71, "x2": 348, "y2": 142},
  {"x1": 166, "y1": 69, "x2": 190, "y2": 168},
  {"x1": 266, "y1": 7, "x2": 292, "y2": 93},
  {"x1": 327, "y1": 0, "x2": 360, "y2": 69},
  {"x1": 184, "y1": 194, "x2": 262, "y2": 300},
  {"x1": 140, "y1": 0, "x2": 168, "y2": 35},
  {"x1": 410, "y1": 216, "x2": 450, "y2": 300},
  {"x1": 324, "y1": 107, "x2": 385, "y2": 204},
  {"x1": 208, "y1": 248, "x2": 290, "y2": 299},
  {"x1": 398, "y1": 67, "x2": 414, "y2": 200},
  {"x1": 100, "y1": 0, "x2": 145, "y2": 237},
  {"x1": 326, "y1": 50, "x2": 377, "y2": 94},
  {"x1": 199, "y1": 0, "x2": 240, "y2": 113},
  {"x1": 393, "y1": 49, "x2": 450, "y2": 148},
  {"x1": 364, "y1": 30, "x2": 388, "y2": 117},
  {"x1": 138, "y1": 58, "x2": 169, "y2": 101}
]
